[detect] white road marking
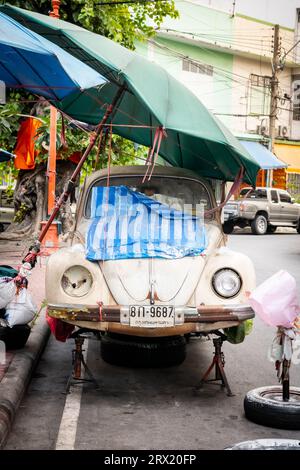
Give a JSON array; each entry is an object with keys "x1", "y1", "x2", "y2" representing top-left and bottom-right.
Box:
[{"x1": 55, "y1": 340, "x2": 89, "y2": 450}]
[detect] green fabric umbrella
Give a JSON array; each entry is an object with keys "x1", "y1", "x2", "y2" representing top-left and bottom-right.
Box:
[{"x1": 0, "y1": 4, "x2": 260, "y2": 185}]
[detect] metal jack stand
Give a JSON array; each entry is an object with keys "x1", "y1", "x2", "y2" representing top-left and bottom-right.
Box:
[
  {"x1": 195, "y1": 334, "x2": 234, "y2": 397},
  {"x1": 66, "y1": 330, "x2": 100, "y2": 394}
]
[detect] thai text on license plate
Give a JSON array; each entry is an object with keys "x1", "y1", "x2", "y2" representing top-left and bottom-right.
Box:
[{"x1": 129, "y1": 305, "x2": 175, "y2": 327}]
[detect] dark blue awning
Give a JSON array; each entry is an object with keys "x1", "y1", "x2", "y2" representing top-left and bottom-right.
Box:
[{"x1": 239, "y1": 140, "x2": 287, "y2": 170}]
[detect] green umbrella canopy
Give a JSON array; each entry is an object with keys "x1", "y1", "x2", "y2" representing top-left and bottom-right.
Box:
[{"x1": 0, "y1": 4, "x2": 260, "y2": 185}]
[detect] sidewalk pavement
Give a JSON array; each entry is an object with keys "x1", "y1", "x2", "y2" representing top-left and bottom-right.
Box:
[{"x1": 0, "y1": 241, "x2": 50, "y2": 448}]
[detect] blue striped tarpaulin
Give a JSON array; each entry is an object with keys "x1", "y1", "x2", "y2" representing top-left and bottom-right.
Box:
[{"x1": 86, "y1": 186, "x2": 207, "y2": 261}]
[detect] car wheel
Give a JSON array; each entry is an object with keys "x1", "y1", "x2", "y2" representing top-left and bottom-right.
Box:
[
  {"x1": 226, "y1": 439, "x2": 300, "y2": 450},
  {"x1": 100, "y1": 333, "x2": 186, "y2": 368},
  {"x1": 297, "y1": 221, "x2": 300, "y2": 234},
  {"x1": 251, "y1": 214, "x2": 267, "y2": 235},
  {"x1": 223, "y1": 221, "x2": 234, "y2": 234},
  {"x1": 244, "y1": 386, "x2": 300, "y2": 430},
  {"x1": 267, "y1": 225, "x2": 277, "y2": 233}
]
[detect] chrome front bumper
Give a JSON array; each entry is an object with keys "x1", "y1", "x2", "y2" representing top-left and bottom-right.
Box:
[{"x1": 47, "y1": 303, "x2": 254, "y2": 324}]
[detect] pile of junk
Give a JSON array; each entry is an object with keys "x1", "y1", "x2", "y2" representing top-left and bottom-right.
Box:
[{"x1": 0, "y1": 265, "x2": 37, "y2": 350}]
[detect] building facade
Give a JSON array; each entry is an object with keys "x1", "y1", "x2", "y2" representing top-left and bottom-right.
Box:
[{"x1": 136, "y1": 0, "x2": 300, "y2": 192}]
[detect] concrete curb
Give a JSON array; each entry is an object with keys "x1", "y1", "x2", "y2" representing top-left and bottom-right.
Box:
[{"x1": 0, "y1": 310, "x2": 50, "y2": 448}]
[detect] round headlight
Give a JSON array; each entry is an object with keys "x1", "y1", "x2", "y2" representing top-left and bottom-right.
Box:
[
  {"x1": 212, "y1": 269, "x2": 242, "y2": 298},
  {"x1": 61, "y1": 266, "x2": 93, "y2": 297}
]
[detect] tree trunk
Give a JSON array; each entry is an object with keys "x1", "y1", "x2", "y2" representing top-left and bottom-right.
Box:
[{"x1": 0, "y1": 160, "x2": 78, "y2": 241}]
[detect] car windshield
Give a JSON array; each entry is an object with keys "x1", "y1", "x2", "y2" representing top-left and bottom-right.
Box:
[
  {"x1": 239, "y1": 188, "x2": 267, "y2": 200},
  {"x1": 85, "y1": 175, "x2": 214, "y2": 219}
]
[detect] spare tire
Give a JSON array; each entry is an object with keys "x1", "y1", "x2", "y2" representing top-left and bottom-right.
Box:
[
  {"x1": 100, "y1": 333, "x2": 186, "y2": 368},
  {"x1": 244, "y1": 386, "x2": 300, "y2": 430}
]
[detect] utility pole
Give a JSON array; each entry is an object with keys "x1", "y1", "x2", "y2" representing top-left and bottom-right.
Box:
[{"x1": 269, "y1": 24, "x2": 281, "y2": 154}]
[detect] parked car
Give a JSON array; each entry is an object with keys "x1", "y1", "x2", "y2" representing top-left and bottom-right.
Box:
[
  {"x1": 223, "y1": 187, "x2": 300, "y2": 235},
  {"x1": 46, "y1": 166, "x2": 255, "y2": 366},
  {"x1": 0, "y1": 185, "x2": 14, "y2": 232}
]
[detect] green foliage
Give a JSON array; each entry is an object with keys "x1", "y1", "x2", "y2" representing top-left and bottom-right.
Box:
[
  {"x1": 0, "y1": 90, "x2": 35, "y2": 182},
  {"x1": 34, "y1": 108, "x2": 147, "y2": 180},
  {"x1": 0, "y1": 1, "x2": 176, "y2": 182},
  {"x1": 6, "y1": 0, "x2": 179, "y2": 49},
  {"x1": 13, "y1": 202, "x2": 28, "y2": 223},
  {"x1": 224, "y1": 319, "x2": 253, "y2": 345}
]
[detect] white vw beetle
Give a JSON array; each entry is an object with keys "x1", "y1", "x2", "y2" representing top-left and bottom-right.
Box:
[{"x1": 46, "y1": 166, "x2": 255, "y2": 366}]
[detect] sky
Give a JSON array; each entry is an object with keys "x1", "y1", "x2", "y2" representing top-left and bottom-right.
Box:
[{"x1": 188, "y1": 0, "x2": 299, "y2": 29}]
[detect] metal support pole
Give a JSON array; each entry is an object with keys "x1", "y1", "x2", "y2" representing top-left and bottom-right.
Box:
[
  {"x1": 38, "y1": 85, "x2": 125, "y2": 245},
  {"x1": 269, "y1": 24, "x2": 281, "y2": 157},
  {"x1": 47, "y1": 1, "x2": 61, "y2": 215},
  {"x1": 282, "y1": 359, "x2": 290, "y2": 402}
]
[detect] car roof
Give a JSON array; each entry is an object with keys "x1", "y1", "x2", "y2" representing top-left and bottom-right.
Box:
[{"x1": 84, "y1": 165, "x2": 210, "y2": 187}]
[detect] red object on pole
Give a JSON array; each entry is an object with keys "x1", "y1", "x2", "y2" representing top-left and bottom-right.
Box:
[{"x1": 49, "y1": 0, "x2": 61, "y2": 19}]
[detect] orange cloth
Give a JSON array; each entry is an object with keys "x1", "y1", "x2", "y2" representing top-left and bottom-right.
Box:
[{"x1": 14, "y1": 118, "x2": 42, "y2": 170}]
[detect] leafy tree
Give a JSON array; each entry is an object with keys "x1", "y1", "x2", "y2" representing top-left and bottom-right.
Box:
[
  {"x1": 0, "y1": 0, "x2": 178, "y2": 238},
  {"x1": 6, "y1": 0, "x2": 179, "y2": 49}
]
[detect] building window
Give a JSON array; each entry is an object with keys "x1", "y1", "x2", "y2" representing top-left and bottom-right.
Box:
[
  {"x1": 271, "y1": 190, "x2": 279, "y2": 203},
  {"x1": 182, "y1": 58, "x2": 213, "y2": 76},
  {"x1": 293, "y1": 80, "x2": 300, "y2": 121},
  {"x1": 248, "y1": 74, "x2": 271, "y2": 116},
  {"x1": 287, "y1": 173, "x2": 300, "y2": 196},
  {"x1": 279, "y1": 191, "x2": 292, "y2": 203}
]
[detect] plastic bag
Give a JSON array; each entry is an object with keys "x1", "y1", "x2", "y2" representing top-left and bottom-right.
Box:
[
  {"x1": 224, "y1": 319, "x2": 253, "y2": 344},
  {"x1": 0, "y1": 277, "x2": 16, "y2": 309},
  {"x1": 249, "y1": 270, "x2": 299, "y2": 328},
  {"x1": 46, "y1": 311, "x2": 74, "y2": 342},
  {"x1": 5, "y1": 288, "x2": 37, "y2": 327}
]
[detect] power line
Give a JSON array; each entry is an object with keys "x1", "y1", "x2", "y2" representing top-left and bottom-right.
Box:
[
  {"x1": 96, "y1": 0, "x2": 170, "y2": 5},
  {"x1": 149, "y1": 39, "x2": 272, "y2": 98}
]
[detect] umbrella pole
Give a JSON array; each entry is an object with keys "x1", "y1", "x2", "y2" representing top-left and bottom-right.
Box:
[{"x1": 38, "y1": 86, "x2": 125, "y2": 245}]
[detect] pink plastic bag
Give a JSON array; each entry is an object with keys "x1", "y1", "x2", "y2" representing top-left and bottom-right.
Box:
[{"x1": 249, "y1": 270, "x2": 299, "y2": 327}]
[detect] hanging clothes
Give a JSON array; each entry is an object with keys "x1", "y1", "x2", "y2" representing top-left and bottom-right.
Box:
[{"x1": 14, "y1": 118, "x2": 42, "y2": 170}]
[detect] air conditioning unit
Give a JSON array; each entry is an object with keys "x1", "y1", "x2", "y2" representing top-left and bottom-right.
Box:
[
  {"x1": 277, "y1": 125, "x2": 290, "y2": 138},
  {"x1": 256, "y1": 125, "x2": 269, "y2": 135}
]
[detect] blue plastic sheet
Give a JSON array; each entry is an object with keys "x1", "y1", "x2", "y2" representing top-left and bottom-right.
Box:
[{"x1": 86, "y1": 186, "x2": 207, "y2": 261}]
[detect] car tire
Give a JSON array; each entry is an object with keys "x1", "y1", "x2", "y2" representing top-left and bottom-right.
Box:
[
  {"x1": 223, "y1": 221, "x2": 234, "y2": 234},
  {"x1": 100, "y1": 333, "x2": 186, "y2": 368},
  {"x1": 297, "y1": 221, "x2": 300, "y2": 234},
  {"x1": 244, "y1": 386, "x2": 300, "y2": 430},
  {"x1": 226, "y1": 439, "x2": 300, "y2": 450},
  {"x1": 267, "y1": 225, "x2": 277, "y2": 233},
  {"x1": 251, "y1": 214, "x2": 268, "y2": 235},
  {"x1": 0, "y1": 324, "x2": 31, "y2": 350}
]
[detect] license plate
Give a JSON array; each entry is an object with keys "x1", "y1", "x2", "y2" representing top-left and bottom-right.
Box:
[{"x1": 129, "y1": 305, "x2": 175, "y2": 328}]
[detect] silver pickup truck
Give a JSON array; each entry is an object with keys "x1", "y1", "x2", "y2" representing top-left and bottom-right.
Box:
[{"x1": 223, "y1": 187, "x2": 300, "y2": 235}]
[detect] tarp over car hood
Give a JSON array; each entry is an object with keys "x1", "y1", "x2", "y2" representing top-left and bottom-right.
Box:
[{"x1": 86, "y1": 185, "x2": 207, "y2": 261}]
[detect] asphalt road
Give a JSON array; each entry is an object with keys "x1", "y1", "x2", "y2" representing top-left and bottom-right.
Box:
[{"x1": 4, "y1": 231, "x2": 300, "y2": 450}]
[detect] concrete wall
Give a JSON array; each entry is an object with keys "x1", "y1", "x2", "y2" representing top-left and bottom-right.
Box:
[
  {"x1": 189, "y1": 0, "x2": 299, "y2": 29},
  {"x1": 136, "y1": 37, "x2": 234, "y2": 130},
  {"x1": 136, "y1": 0, "x2": 298, "y2": 140}
]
